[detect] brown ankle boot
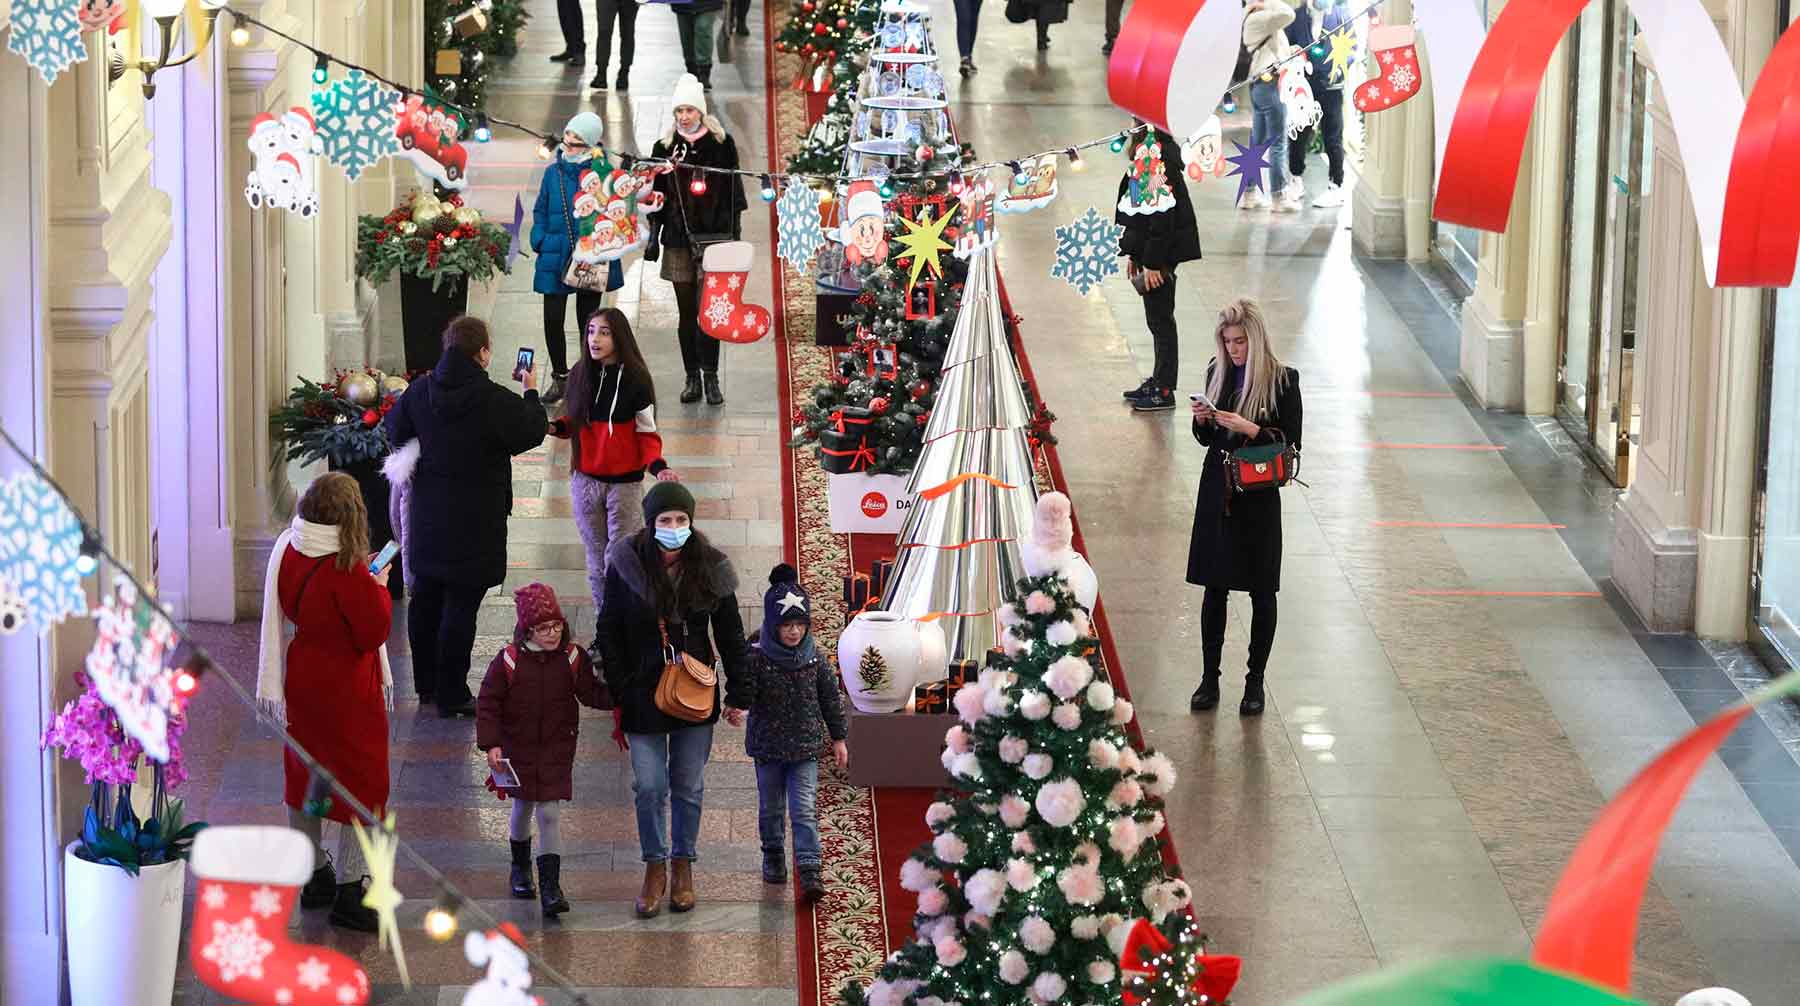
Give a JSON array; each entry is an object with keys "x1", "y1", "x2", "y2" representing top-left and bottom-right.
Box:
[
  {"x1": 669, "y1": 857, "x2": 696, "y2": 912},
  {"x1": 635, "y1": 861, "x2": 667, "y2": 918}
]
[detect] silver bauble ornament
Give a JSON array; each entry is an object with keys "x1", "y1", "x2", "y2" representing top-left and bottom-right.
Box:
[
  {"x1": 338, "y1": 372, "x2": 380, "y2": 406},
  {"x1": 380, "y1": 375, "x2": 410, "y2": 396}
]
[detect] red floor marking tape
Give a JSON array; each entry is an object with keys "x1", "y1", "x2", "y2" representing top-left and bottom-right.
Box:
[
  {"x1": 1409, "y1": 589, "x2": 1604, "y2": 597},
  {"x1": 1373, "y1": 521, "x2": 1567, "y2": 529}
]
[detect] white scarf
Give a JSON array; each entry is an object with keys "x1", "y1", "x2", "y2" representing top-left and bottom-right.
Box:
[{"x1": 256, "y1": 515, "x2": 394, "y2": 721}]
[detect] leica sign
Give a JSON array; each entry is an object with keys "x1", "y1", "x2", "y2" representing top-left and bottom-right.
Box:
[
  {"x1": 861, "y1": 492, "x2": 888, "y2": 519},
  {"x1": 828, "y1": 474, "x2": 913, "y2": 533}
]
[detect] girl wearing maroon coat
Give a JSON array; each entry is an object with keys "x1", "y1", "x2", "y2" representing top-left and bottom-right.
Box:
[
  {"x1": 253, "y1": 472, "x2": 393, "y2": 933},
  {"x1": 477, "y1": 583, "x2": 606, "y2": 916}
]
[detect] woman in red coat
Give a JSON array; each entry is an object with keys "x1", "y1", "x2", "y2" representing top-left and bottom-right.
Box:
[
  {"x1": 477, "y1": 583, "x2": 607, "y2": 916},
  {"x1": 254, "y1": 472, "x2": 394, "y2": 933}
]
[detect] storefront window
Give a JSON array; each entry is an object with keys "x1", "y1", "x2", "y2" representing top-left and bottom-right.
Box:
[
  {"x1": 1758, "y1": 289, "x2": 1800, "y2": 664},
  {"x1": 1428, "y1": 0, "x2": 1489, "y2": 292}
]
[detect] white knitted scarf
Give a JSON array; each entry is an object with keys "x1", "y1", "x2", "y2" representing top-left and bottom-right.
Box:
[{"x1": 256, "y1": 515, "x2": 393, "y2": 720}]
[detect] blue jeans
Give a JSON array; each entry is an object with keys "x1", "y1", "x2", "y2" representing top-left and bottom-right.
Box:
[
  {"x1": 1249, "y1": 79, "x2": 1289, "y2": 195},
  {"x1": 951, "y1": 0, "x2": 981, "y2": 58},
  {"x1": 754, "y1": 759, "x2": 821, "y2": 866},
  {"x1": 627, "y1": 724, "x2": 714, "y2": 863}
]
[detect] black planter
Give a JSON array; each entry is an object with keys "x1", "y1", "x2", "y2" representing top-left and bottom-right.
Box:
[
  {"x1": 399, "y1": 272, "x2": 469, "y2": 375},
  {"x1": 329, "y1": 456, "x2": 404, "y2": 601}
]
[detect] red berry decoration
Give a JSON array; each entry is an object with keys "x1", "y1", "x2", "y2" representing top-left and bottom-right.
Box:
[
  {"x1": 836, "y1": 17, "x2": 848, "y2": 27},
  {"x1": 869, "y1": 397, "x2": 890, "y2": 414},
  {"x1": 910, "y1": 380, "x2": 931, "y2": 400},
  {"x1": 915, "y1": 412, "x2": 930, "y2": 426},
  {"x1": 915, "y1": 144, "x2": 933, "y2": 161},
  {"x1": 813, "y1": 22, "x2": 829, "y2": 35},
  {"x1": 361, "y1": 409, "x2": 379, "y2": 426}
]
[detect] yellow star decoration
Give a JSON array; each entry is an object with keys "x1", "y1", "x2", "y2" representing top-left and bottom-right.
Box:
[
  {"x1": 1326, "y1": 30, "x2": 1358, "y2": 85},
  {"x1": 352, "y1": 814, "x2": 410, "y2": 988},
  {"x1": 893, "y1": 203, "x2": 958, "y2": 294}
]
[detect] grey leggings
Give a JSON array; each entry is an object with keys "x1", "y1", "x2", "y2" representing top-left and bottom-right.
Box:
[{"x1": 510, "y1": 799, "x2": 566, "y2": 854}]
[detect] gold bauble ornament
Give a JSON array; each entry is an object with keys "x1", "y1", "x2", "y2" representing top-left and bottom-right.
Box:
[
  {"x1": 452, "y1": 207, "x2": 481, "y2": 227},
  {"x1": 413, "y1": 202, "x2": 444, "y2": 225},
  {"x1": 380, "y1": 375, "x2": 410, "y2": 396},
  {"x1": 400, "y1": 221, "x2": 418, "y2": 235},
  {"x1": 338, "y1": 372, "x2": 380, "y2": 406}
]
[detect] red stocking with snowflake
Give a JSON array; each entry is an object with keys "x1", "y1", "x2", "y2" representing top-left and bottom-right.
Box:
[
  {"x1": 1353, "y1": 25, "x2": 1422, "y2": 113},
  {"x1": 698, "y1": 241, "x2": 772, "y2": 344},
  {"x1": 190, "y1": 827, "x2": 370, "y2": 1006}
]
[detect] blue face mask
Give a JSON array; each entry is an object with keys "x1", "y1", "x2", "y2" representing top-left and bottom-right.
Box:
[
  {"x1": 654, "y1": 526, "x2": 692, "y2": 551},
  {"x1": 561, "y1": 146, "x2": 589, "y2": 163}
]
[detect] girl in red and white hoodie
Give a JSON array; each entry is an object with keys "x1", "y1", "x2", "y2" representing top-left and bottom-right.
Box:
[{"x1": 551, "y1": 306, "x2": 681, "y2": 619}]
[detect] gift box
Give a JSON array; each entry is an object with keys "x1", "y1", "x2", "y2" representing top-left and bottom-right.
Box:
[
  {"x1": 912, "y1": 681, "x2": 948, "y2": 714},
  {"x1": 843, "y1": 572, "x2": 873, "y2": 613},
  {"x1": 985, "y1": 646, "x2": 1008, "y2": 669},
  {"x1": 819, "y1": 429, "x2": 876, "y2": 475},
  {"x1": 827, "y1": 405, "x2": 874, "y2": 433},
  {"x1": 945, "y1": 659, "x2": 978, "y2": 690},
  {"x1": 870, "y1": 557, "x2": 895, "y2": 599},
  {"x1": 816, "y1": 290, "x2": 858, "y2": 346}
]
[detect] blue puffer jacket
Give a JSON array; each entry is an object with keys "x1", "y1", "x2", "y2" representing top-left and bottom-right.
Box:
[{"x1": 529, "y1": 157, "x2": 623, "y2": 296}]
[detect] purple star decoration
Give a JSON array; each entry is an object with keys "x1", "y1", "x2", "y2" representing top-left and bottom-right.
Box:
[
  {"x1": 1225, "y1": 141, "x2": 1274, "y2": 206},
  {"x1": 503, "y1": 194, "x2": 526, "y2": 271}
]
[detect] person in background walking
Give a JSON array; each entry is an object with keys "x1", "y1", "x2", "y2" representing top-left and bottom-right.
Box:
[
  {"x1": 597, "y1": 482, "x2": 749, "y2": 919},
  {"x1": 1284, "y1": 0, "x2": 1349, "y2": 207},
  {"x1": 530, "y1": 112, "x2": 623, "y2": 405},
  {"x1": 1103, "y1": 0, "x2": 1126, "y2": 54},
  {"x1": 674, "y1": 0, "x2": 725, "y2": 89},
  {"x1": 648, "y1": 74, "x2": 748, "y2": 407},
  {"x1": 1022, "y1": 0, "x2": 1069, "y2": 51},
  {"x1": 724, "y1": 564, "x2": 848, "y2": 904},
  {"x1": 590, "y1": 0, "x2": 638, "y2": 90},
  {"x1": 1242, "y1": 0, "x2": 1298, "y2": 212},
  {"x1": 477, "y1": 583, "x2": 606, "y2": 918},
  {"x1": 549, "y1": 308, "x2": 680, "y2": 616},
  {"x1": 953, "y1": 0, "x2": 982, "y2": 75},
  {"x1": 1118, "y1": 122, "x2": 1202, "y2": 414},
  {"x1": 383, "y1": 317, "x2": 549, "y2": 718},
  {"x1": 550, "y1": 0, "x2": 587, "y2": 64},
  {"x1": 1186, "y1": 298, "x2": 1302, "y2": 717}
]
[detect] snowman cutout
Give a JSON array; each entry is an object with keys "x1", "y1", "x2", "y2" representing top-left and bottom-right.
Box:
[
  {"x1": 245, "y1": 106, "x2": 321, "y2": 218},
  {"x1": 460, "y1": 925, "x2": 542, "y2": 1006}
]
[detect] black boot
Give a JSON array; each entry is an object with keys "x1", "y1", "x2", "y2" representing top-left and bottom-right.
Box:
[
  {"x1": 798, "y1": 863, "x2": 825, "y2": 903},
  {"x1": 300, "y1": 861, "x2": 335, "y2": 909},
  {"x1": 735, "y1": 13, "x2": 751, "y2": 35},
  {"x1": 1189, "y1": 671, "x2": 1221, "y2": 712},
  {"x1": 703, "y1": 371, "x2": 724, "y2": 406},
  {"x1": 590, "y1": 65, "x2": 610, "y2": 90},
  {"x1": 329, "y1": 877, "x2": 379, "y2": 933},
  {"x1": 680, "y1": 372, "x2": 703, "y2": 403},
  {"x1": 549, "y1": 48, "x2": 583, "y2": 63},
  {"x1": 538, "y1": 854, "x2": 569, "y2": 916},
  {"x1": 509, "y1": 839, "x2": 537, "y2": 899},
  {"x1": 762, "y1": 848, "x2": 788, "y2": 884},
  {"x1": 697, "y1": 65, "x2": 714, "y2": 91},
  {"x1": 616, "y1": 66, "x2": 630, "y2": 91},
  {"x1": 1239, "y1": 671, "x2": 1266, "y2": 716}
]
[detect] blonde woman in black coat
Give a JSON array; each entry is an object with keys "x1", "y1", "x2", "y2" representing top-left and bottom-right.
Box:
[{"x1": 1186, "y1": 298, "x2": 1302, "y2": 716}]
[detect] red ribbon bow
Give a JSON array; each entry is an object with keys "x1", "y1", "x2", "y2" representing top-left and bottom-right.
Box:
[{"x1": 1118, "y1": 920, "x2": 1242, "y2": 1005}]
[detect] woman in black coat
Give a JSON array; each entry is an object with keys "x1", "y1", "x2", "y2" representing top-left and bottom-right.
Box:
[
  {"x1": 597, "y1": 481, "x2": 748, "y2": 919},
  {"x1": 1117, "y1": 122, "x2": 1202, "y2": 412},
  {"x1": 383, "y1": 317, "x2": 549, "y2": 716},
  {"x1": 647, "y1": 74, "x2": 748, "y2": 406},
  {"x1": 1186, "y1": 297, "x2": 1302, "y2": 717}
]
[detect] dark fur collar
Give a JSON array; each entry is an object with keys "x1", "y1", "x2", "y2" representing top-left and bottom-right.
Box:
[{"x1": 605, "y1": 532, "x2": 739, "y2": 606}]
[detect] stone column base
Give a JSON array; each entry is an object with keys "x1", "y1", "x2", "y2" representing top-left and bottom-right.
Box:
[
  {"x1": 1613, "y1": 489, "x2": 1698, "y2": 633},
  {"x1": 1353, "y1": 180, "x2": 1407, "y2": 259},
  {"x1": 1460, "y1": 293, "x2": 1524, "y2": 411}
]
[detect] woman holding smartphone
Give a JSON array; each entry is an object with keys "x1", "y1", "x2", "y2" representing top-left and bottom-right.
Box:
[{"x1": 1186, "y1": 297, "x2": 1302, "y2": 716}]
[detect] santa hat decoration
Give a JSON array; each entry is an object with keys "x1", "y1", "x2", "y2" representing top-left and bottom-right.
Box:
[
  {"x1": 248, "y1": 112, "x2": 278, "y2": 133},
  {"x1": 286, "y1": 105, "x2": 315, "y2": 131},
  {"x1": 843, "y1": 180, "x2": 884, "y2": 226}
]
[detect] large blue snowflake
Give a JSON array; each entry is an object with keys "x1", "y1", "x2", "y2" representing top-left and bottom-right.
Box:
[
  {"x1": 1051, "y1": 206, "x2": 1124, "y2": 297},
  {"x1": 311, "y1": 69, "x2": 401, "y2": 181},
  {"x1": 0, "y1": 472, "x2": 90, "y2": 634},
  {"x1": 776, "y1": 181, "x2": 826, "y2": 269},
  {"x1": 8, "y1": 0, "x2": 87, "y2": 86}
]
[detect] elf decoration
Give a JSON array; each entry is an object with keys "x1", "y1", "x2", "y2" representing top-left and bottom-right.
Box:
[
  {"x1": 952, "y1": 174, "x2": 998, "y2": 259},
  {"x1": 1180, "y1": 117, "x2": 1229, "y2": 184},
  {"x1": 699, "y1": 242, "x2": 773, "y2": 343},
  {"x1": 189, "y1": 826, "x2": 372, "y2": 1006},
  {"x1": 245, "y1": 106, "x2": 322, "y2": 218},
  {"x1": 1352, "y1": 25, "x2": 1421, "y2": 113},
  {"x1": 1117, "y1": 135, "x2": 1175, "y2": 216},
  {"x1": 832, "y1": 179, "x2": 891, "y2": 266},
  {"x1": 566, "y1": 153, "x2": 665, "y2": 274}
]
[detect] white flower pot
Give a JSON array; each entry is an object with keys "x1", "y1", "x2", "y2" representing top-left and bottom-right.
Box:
[
  {"x1": 64, "y1": 843, "x2": 187, "y2": 1006},
  {"x1": 839, "y1": 611, "x2": 946, "y2": 712}
]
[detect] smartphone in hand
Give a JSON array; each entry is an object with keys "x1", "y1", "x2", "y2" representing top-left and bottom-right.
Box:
[
  {"x1": 368, "y1": 540, "x2": 401, "y2": 575},
  {"x1": 490, "y1": 758, "x2": 520, "y2": 789},
  {"x1": 1189, "y1": 392, "x2": 1216, "y2": 410},
  {"x1": 512, "y1": 347, "x2": 535, "y2": 383}
]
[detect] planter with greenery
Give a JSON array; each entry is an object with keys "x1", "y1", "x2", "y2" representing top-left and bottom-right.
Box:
[{"x1": 357, "y1": 189, "x2": 511, "y2": 372}]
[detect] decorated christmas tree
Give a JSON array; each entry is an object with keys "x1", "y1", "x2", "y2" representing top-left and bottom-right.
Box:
[
  {"x1": 840, "y1": 550, "x2": 1215, "y2": 1006},
  {"x1": 777, "y1": 0, "x2": 875, "y2": 72},
  {"x1": 424, "y1": 0, "x2": 530, "y2": 113},
  {"x1": 788, "y1": 55, "x2": 866, "y2": 176}
]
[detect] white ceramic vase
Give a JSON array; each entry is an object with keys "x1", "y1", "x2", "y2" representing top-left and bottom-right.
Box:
[
  {"x1": 839, "y1": 611, "x2": 947, "y2": 712},
  {"x1": 64, "y1": 843, "x2": 187, "y2": 1006}
]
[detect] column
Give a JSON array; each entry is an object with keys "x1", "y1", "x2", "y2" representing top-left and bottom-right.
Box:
[
  {"x1": 1520, "y1": 38, "x2": 1571, "y2": 416},
  {"x1": 1456, "y1": 129, "x2": 1533, "y2": 410},
  {"x1": 1351, "y1": 0, "x2": 1414, "y2": 258},
  {"x1": 0, "y1": 25, "x2": 65, "y2": 1001}
]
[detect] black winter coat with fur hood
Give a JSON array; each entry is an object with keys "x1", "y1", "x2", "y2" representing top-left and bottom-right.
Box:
[{"x1": 596, "y1": 529, "x2": 748, "y2": 735}]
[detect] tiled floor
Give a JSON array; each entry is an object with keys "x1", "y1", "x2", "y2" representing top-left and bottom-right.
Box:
[{"x1": 166, "y1": 0, "x2": 1800, "y2": 1002}]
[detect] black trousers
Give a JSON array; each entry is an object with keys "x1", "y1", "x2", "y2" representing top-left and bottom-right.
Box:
[
  {"x1": 1140, "y1": 265, "x2": 1179, "y2": 391},
  {"x1": 1201, "y1": 586, "x2": 1278, "y2": 676},
  {"x1": 672, "y1": 281, "x2": 721, "y2": 374},
  {"x1": 1105, "y1": 0, "x2": 1126, "y2": 41},
  {"x1": 1289, "y1": 87, "x2": 1346, "y2": 187},
  {"x1": 407, "y1": 575, "x2": 487, "y2": 708},
  {"x1": 542, "y1": 290, "x2": 601, "y2": 377},
  {"x1": 731, "y1": 0, "x2": 752, "y2": 25},
  {"x1": 556, "y1": 0, "x2": 585, "y2": 52},
  {"x1": 595, "y1": 0, "x2": 638, "y2": 70}
]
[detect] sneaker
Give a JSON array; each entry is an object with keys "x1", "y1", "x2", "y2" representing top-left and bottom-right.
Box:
[
  {"x1": 1284, "y1": 180, "x2": 1305, "y2": 204},
  {"x1": 1132, "y1": 389, "x2": 1176, "y2": 412},
  {"x1": 959, "y1": 57, "x2": 976, "y2": 76},
  {"x1": 1312, "y1": 183, "x2": 1346, "y2": 208},
  {"x1": 1239, "y1": 188, "x2": 1269, "y2": 210},
  {"x1": 1273, "y1": 191, "x2": 1303, "y2": 213},
  {"x1": 1122, "y1": 378, "x2": 1156, "y2": 401}
]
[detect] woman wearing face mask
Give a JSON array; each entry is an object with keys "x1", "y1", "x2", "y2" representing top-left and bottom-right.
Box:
[
  {"x1": 597, "y1": 481, "x2": 748, "y2": 918},
  {"x1": 530, "y1": 112, "x2": 625, "y2": 405},
  {"x1": 1186, "y1": 297, "x2": 1302, "y2": 717},
  {"x1": 646, "y1": 74, "x2": 748, "y2": 407},
  {"x1": 549, "y1": 308, "x2": 680, "y2": 616}
]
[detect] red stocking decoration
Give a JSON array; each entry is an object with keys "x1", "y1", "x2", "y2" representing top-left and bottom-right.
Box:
[
  {"x1": 190, "y1": 827, "x2": 371, "y2": 1006},
  {"x1": 1353, "y1": 25, "x2": 1422, "y2": 113},
  {"x1": 699, "y1": 241, "x2": 772, "y2": 344}
]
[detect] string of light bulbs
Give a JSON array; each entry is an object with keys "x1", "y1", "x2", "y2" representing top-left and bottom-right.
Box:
[
  {"x1": 215, "y1": 0, "x2": 1385, "y2": 196},
  {"x1": 0, "y1": 423, "x2": 596, "y2": 1005}
]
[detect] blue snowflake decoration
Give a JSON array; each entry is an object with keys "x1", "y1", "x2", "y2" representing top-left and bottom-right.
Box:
[
  {"x1": 311, "y1": 69, "x2": 401, "y2": 181},
  {"x1": 776, "y1": 181, "x2": 826, "y2": 270},
  {"x1": 8, "y1": 0, "x2": 88, "y2": 86},
  {"x1": 0, "y1": 472, "x2": 90, "y2": 634},
  {"x1": 1051, "y1": 206, "x2": 1124, "y2": 297}
]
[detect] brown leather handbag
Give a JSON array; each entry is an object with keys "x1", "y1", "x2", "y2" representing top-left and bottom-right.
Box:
[{"x1": 653, "y1": 618, "x2": 717, "y2": 723}]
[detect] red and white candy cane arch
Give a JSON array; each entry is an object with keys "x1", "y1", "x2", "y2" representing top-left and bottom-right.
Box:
[{"x1": 1109, "y1": 0, "x2": 1800, "y2": 288}]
